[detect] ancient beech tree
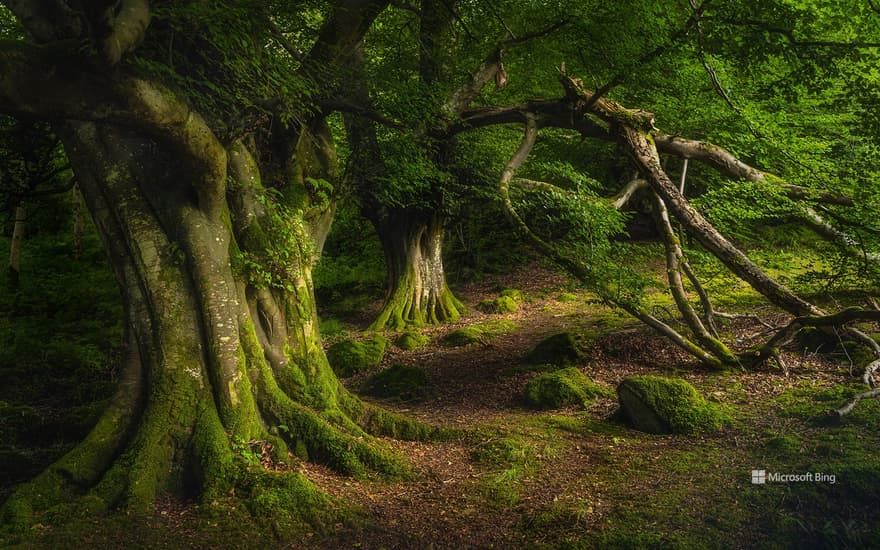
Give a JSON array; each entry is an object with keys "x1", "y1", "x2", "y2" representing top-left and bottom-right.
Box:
[{"x1": 0, "y1": 0, "x2": 435, "y2": 529}]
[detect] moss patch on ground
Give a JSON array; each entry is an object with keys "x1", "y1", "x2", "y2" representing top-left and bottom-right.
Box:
[
  {"x1": 326, "y1": 336, "x2": 390, "y2": 377},
  {"x1": 524, "y1": 368, "x2": 608, "y2": 409},
  {"x1": 441, "y1": 320, "x2": 518, "y2": 347},
  {"x1": 476, "y1": 296, "x2": 518, "y2": 314},
  {"x1": 617, "y1": 375, "x2": 731, "y2": 434},
  {"x1": 361, "y1": 364, "x2": 428, "y2": 399},
  {"x1": 394, "y1": 331, "x2": 430, "y2": 351}
]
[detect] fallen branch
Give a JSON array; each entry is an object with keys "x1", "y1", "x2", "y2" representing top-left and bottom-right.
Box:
[{"x1": 830, "y1": 387, "x2": 880, "y2": 422}]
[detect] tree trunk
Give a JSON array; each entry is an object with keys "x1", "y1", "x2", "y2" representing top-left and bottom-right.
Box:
[
  {"x1": 71, "y1": 184, "x2": 83, "y2": 259},
  {"x1": 370, "y1": 211, "x2": 464, "y2": 331},
  {"x1": 1, "y1": 120, "x2": 433, "y2": 531},
  {"x1": 7, "y1": 204, "x2": 25, "y2": 288}
]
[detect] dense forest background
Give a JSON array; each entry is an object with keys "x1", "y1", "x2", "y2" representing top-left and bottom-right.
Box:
[{"x1": 2, "y1": 0, "x2": 880, "y2": 547}]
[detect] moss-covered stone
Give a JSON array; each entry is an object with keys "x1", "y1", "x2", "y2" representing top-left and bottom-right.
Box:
[
  {"x1": 395, "y1": 331, "x2": 430, "y2": 351},
  {"x1": 362, "y1": 364, "x2": 427, "y2": 399},
  {"x1": 525, "y1": 332, "x2": 582, "y2": 366},
  {"x1": 326, "y1": 336, "x2": 390, "y2": 377},
  {"x1": 524, "y1": 367, "x2": 608, "y2": 409},
  {"x1": 500, "y1": 289, "x2": 525, "y2": 302},
  {"x1": 477, "y1": 296, "x2": 518, "y2": 314},
  {"x1": 617, "y1": 375, "x2": 730, "y2": 434},
  {"x1": 441, "y1": 320, "x2": 517, "y2": 347}
]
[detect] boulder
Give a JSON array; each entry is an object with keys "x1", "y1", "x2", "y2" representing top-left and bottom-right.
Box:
[{"x1": 617, "y1": 375, "x2": 729, "y2": 434}]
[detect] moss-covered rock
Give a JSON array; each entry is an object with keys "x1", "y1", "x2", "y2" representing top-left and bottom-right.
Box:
[
  {"x1": 441, "y1": 320, "x2": 517, "y2": 347},
  {"x1": 525, "y1": 332, "x2": 582, "y2": 366},
  {"x1": 395, "y1": 331, "x2": 430, "y2": 351},
  {"x1": 524, "y1": 367, "x2": 608, "y2": 409},
  {"x1": 362, "y1": 364, "x2": 427, "y2": 399},
  {"x1": 500, "y1": 288, "x2": 525, "y2": 302},
  {"x1": 476, "y1": 296, "x2": 518, "y2": 314},
  {"x1": 326, "y1": 335, "x2": 390, "y2": 377},
  {"x1": 617, "y1": 375, "x2": 730, "y2": 434}
]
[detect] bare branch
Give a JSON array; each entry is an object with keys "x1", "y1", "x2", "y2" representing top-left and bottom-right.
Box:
[
  {"x1": 445, "y1": 19, "x2": 568, "y2": 114},
  {"x1": 84, "y1": 0, "x2": 151, "y2": 66},
  {"x1": 319, "y1": 99, "x2": 406, "y2": 129},
  {"x1": 610, "y1": 177, "x2": 648, "y2": 210},
  {"x1": 831, "y1": 387, "x2": 880, "y2": 421},
  {"x1": 497, "y1": 115, "x2": 722, "y2": 368}
]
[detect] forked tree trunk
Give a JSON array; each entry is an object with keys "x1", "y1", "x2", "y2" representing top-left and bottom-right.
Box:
[
  {"x1": 370, "y1": 211, "x2": 464, "y2": 331},
  {"x1": 1, "y1": 119, "x2": 433, "y2": 530}
]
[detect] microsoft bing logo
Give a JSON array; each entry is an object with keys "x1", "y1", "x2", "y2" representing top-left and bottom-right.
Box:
[{"x1": 751, "y1": 470, "x2": 766, "y2": 484}]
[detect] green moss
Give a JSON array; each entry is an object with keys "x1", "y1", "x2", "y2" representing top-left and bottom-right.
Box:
[
  {"x1": 362, "y1": 364, "x2": 427, "y2": 399},
  {"x1": 617, "y1": 375, "x2": 730, "y2": 434},
  {"x1": 776, "y1": 381, "x2": 880, "y2": 425},
  {"x1": 240, "y1": 470, "x2": 353, "y2": 537},
  {"x1": 471, "y1": 435, "x2": 536, "y2": 469},
  {"x1": 524, "y1": 367, "x2": 608, "y2": 410},
  {"x1": 318, "y1": 318, "x2": 346, "y2": 337},
  {"x1": 441, "y1": 320, "x2": 517, "y2": 347},
  {"x1": 325, "y1": 336, "x2": 390, "y2": 377},
  {"x1": 476, "y1": 296, "x2": 518, "y2": 314},
  {"x1": 557, "y1": 292, "x2": 578, "y2": 303},
  {"x1": 525, "y1": 332, "x2": 582, "y2": 366},
  {"x1": 395, "y1": 331, "x2": 429, "y2": 351},
  {"x1": 500, "y1": 289, "x2": 525, "y2": 302},
  {"x1": 765, "y1": 432, "x2": 801, "y2": 458}
]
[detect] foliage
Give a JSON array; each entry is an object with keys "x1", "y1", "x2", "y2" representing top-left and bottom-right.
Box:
[{"x1": 233, "y1": 189, "x2": 313, "y2": 290}]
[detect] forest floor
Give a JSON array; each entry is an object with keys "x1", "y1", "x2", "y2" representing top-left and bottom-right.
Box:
[{"x1": 4, "y1": 260, "x2": 880, "y2": 549}]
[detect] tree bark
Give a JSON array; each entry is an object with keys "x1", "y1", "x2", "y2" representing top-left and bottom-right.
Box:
[
  {"x1": 370, "y1": 210, "x2": 465, "y2": 330},
  {"x1": 7, "y1": 204, "x2": 25, "y2": 288},
  {"x1": 1, "y1": 115, "x2": 432, "y2": 533}
]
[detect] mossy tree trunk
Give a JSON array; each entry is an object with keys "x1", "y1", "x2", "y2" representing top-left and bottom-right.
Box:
[
  {"x1": 0, "y1": 0, "x2": 434, "y2": 530},
  {"x1": 1, "y1": 116, "x2": 426, "y2": 530},
  {"x1": 370, "y1": 210, "x2": 464, "y2": 330},
  {"x1": 6, "y1": 203, "x2": 24, "y2": 288}
]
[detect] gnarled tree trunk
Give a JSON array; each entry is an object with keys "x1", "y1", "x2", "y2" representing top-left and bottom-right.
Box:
[
  {"x1": 370, "y1": 210, "x2": 464, "y2": 330},
  {"x1": 1, "y1": 112, "x2": 431, "y2": 534}
]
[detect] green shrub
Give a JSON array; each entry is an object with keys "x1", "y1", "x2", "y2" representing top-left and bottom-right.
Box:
[
  {"x1": 617, "y1": 375, "x2": 730, "y2": 434},
  {"x1": 524, "y1": 367, "x2": 607, "y2": 409},
  {"x1": 362, "y1": 364, "x2": 427, "y2": 399},
  {"x1": 326, "y1": 335, "x2": 389, "y2": 377}
]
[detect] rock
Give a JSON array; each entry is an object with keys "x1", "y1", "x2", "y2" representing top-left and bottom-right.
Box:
[
  {"x1": 362, "y1": 364, "x2": 427, "y2": 399},
  {"x1": 526, "y1": 332, "x2": 582, "y2": 366},
  {"x1": 524, "y1": 367, "x2": 607, "y2": 409},
  {"x1": 395, "y1": 331, "x2": 430, "y2": 351},
  {"x1": 617, "y1": 375, "x2": 729, "y2": 434},
  {"x1": 476, "y1": 296, "x2": 518, "y2": 314},
  {"x1": 326, "y1": 335, "x2": 389, "y2": 377},
  {"x1": 500, "y1": 289, "x2": 525, "y2": 302}
]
